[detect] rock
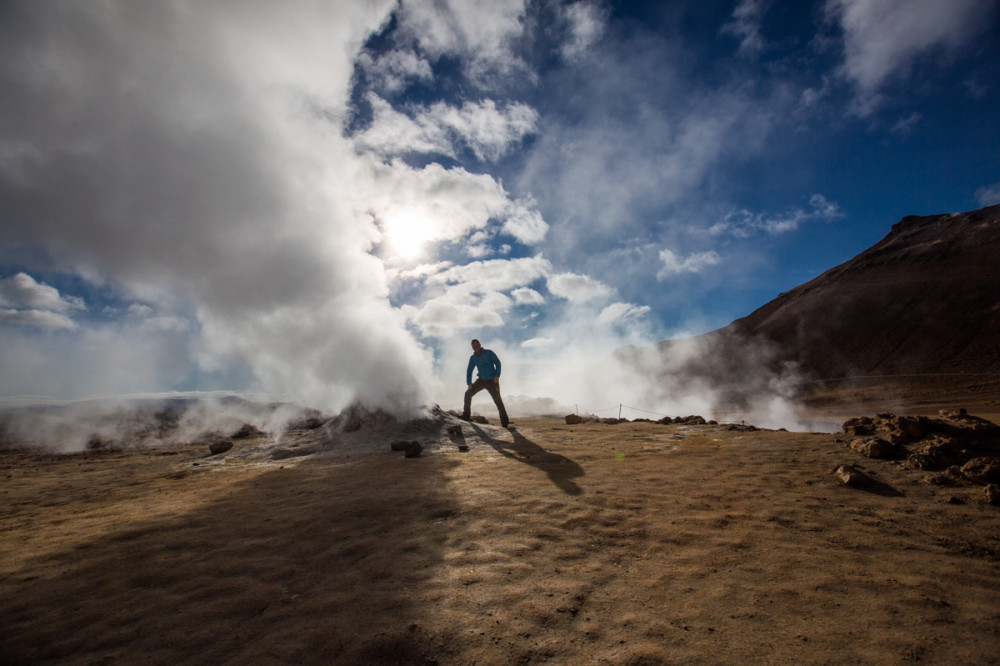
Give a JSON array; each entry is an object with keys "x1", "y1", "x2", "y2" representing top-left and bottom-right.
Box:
[
  {"x1": 960, "y1": 457, "x2": 1000, "y2": 485},
  {"x1": 446, "y1": 425, "x2": 463, "y2": 435},
  {"x1": 390, "y1": 440, "x2": 413, "y2": 451},
  {"x1": 985, "y1": 484, "x2": 1000, "y2": 506},
  {"x1": 404, "y1": 441, "x2": 423, "y2": 458},
  {"x1": 939, "y1": 408, "x2": 968, "y2": 419},
  {"x1": 927, "y1": 466, "x2": 967, "y2": 486},
  {"x1": 833, "y1": 464, "x2": 871, "y2": 488},
  {"x1": 232, "y1": 423, "x2": 264, "y2": 439},
  {"x1": 471, "y1": 416, "x2": 488, "y2": 424},
  {"x1": 344, "y1": 417, "x2": 362, "y2": 433},
  {"x1": 894, "y1": 416, "x2": 928, "y2": 441},
  {"x1": 565, "y1": 414, "x2": 583, "y2": 425},
  {"x1": 842, "y1": 417, "x2": 875, "y2": 437},
  {"x1": 209, "y1": 440, "x2": 233, "y2": 455},
  {"x1": 726, "y1": 424, "x2": 758, "y2": 432},
  {"x1": 851, "y1": 437, "x2": 894, "y2": 459},
  {"x1": 457, "y1": 443, "x2": 469, "y2": 452}
]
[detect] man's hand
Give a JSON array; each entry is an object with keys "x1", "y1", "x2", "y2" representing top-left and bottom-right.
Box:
[{"x1": 494, "y1": 378, "x2": 500, "y2": 386}]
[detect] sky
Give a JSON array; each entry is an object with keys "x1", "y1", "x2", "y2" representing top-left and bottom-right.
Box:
[{"x1": 1, "y1": 0, "x2": 998, "y2": 420}]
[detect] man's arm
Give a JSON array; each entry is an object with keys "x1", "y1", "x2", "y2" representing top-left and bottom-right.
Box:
[
  {"x1": 490, "y1": 350, "x2": 501, "y2": 382},
  {"x1": 466, "y1": 355, "x2": 475, "y2": 386}
]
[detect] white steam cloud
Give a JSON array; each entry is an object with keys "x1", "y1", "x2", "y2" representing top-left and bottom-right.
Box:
[{"x1": 0, "y1": 0, "x2": 875, "y2": 443}]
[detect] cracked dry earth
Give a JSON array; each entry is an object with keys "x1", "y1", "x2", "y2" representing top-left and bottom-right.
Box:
[{"x1": 2, "y1": 417, "x2": 999, "y2": 664}]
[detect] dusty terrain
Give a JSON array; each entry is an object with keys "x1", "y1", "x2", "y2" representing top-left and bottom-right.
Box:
[{"x1": 2, "y1": 408, "x2": 1000, "y2": 665}]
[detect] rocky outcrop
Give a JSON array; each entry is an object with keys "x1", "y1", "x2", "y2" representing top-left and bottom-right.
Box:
[{"x1": 841, "y1": 410, "x2": 1000, "y2": 500}]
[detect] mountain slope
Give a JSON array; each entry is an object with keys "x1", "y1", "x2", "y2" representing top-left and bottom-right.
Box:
[{"x1": 643, "y1": 204, "x2": 1000, "y2": 407}]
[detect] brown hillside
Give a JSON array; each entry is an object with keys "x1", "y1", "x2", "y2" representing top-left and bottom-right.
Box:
[{"x1": 646, "y1": 204, "x2": 1000, "y2": 410}]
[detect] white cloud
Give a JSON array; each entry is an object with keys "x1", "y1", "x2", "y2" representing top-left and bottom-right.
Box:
[
  {"x1": 547, "y1": 272, "x2": 613, "y2": 302},
  {"x1": 721, "y1": 0, "x2": 770, "y2": 57},
  {"x1": 359, "y1": 48, "x2": 433, "y2": 94},
  {"x1": 511, "y1": 287, "x2": 545, "y2": 305},
  {"x1": 890, "y1": 112, "x2": 922, "y2": 135},
  {"x1": 976, "y1": 182, "x2": 1000, "y2": 206},
  {"x1": 427, "y1": 256, "x2": 552, "y2": 292},
  {"x1": 357, "y1": 96, "x2": 538, "y2": 162},
  {"x1": 597, "y1": 302, "x2": 650, "y2": 325},
  {"x1": 0, "y1": 273, "x2": 84, "y2": 312},
  {"x1": 0, "y1": 308, "x2": 78, "y2": 330},
  {"x1": 366, "y1": 160, "x2": 548, "y2": 252},
  {"x1": 521, "y1": 336, "x2": 552, "y2": 348},
  {"x1": 826, "y1": 0, "x2": 994, "y2": 98},
  {"x1": 404, "y1": 256, "x2": 552, "y2": 338},
  {"x1": 560, "y1": 2, "x2": 606, "y2": 61},
  {"x1": 656, "y1": 249, "x2": 722, "y2": 280},
  {"x1": 710, "y1": 194, "x2": 842, "y2": 238},
  {"x1": 428, "y1": 99, "x2": 538, "y2": 162},
  {"x1": 396, "y1": 0, "x2": 530, "y2": 85}
]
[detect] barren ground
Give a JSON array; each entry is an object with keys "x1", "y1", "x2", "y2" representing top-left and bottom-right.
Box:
[{"x1": 2, "y1": 410, "x2": 1000, "y2": 665}]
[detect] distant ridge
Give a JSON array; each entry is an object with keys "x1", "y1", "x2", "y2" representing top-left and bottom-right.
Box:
[{"x1": 645, "y1": 204, "x2": 1000, "y2": 408}]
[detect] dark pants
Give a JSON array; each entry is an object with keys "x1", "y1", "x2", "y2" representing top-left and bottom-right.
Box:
[{"x1": 463, "y1": 378, "x2": 509, "y2": 426}]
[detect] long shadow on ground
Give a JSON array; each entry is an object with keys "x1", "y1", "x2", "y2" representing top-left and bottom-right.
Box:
[
  {"x1": 0, "y1": 453, "x2": 461, "y2": 665},
  {"x1": 470, "y1": 424, "x2": 584, "y2": 496}
]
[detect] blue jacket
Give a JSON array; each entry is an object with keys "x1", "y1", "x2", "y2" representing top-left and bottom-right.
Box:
[{"x1": 467, "y1": 348, "x2": 501, "y2": 384}]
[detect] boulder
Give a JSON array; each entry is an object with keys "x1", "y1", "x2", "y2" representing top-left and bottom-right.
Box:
[
  {"x1": 960, "y1": 457, "x2": 1000, "y2": 485},
  {"x1": 390, "y1": 440, "x2": 414, "y2": 451},
  {"x1": 833, "y1": 464, "x2": 872, "y2": 488},
  {"x1": 850, "y1": 437, "x2": 894, "y2": 459},
  {"x1": 404, "y1": 441, "x2": 423, "y2": 458},
  {"x1": 209, "y1": 440, "x2": 233, "y2": 455},
  {"x1": 985, "y1": 484, "x2": 1000, "y2": 506},
  {"x1": 842, "y1": 417, "x2": 875, "y2": 437},
  {"x1": 232, "y1": 423, "x2": 264, "y2": 439},
  {"x1": 446, "y1": 425, "x2": 463, "y2": 436},
  {"x1": 894, "y1": 416, "x2": 929, "y2": 441},
  {"x1": 565, "y1": 414, "x2": 583, "y2": 425},
  {"x1": 927, "y1": 466, "x2": 967, "y2": 486}
]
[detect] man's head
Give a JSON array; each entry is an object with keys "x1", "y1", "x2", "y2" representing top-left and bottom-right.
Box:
[{"x1": 471, "y1": 339, "x2": 482, "y2": 354}]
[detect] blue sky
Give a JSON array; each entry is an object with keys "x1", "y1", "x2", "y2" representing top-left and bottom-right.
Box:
[{"x1": 1, "y1": 0, "x2": 998, "y2": 417}]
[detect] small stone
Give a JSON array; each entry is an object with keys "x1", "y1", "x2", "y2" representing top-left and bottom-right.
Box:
[
  {"x1": 446, "y1": 425, "x2": 463, "y2": 435},
  {"x1": 404, "y1": 441, "x2": 423, "y2": 458},
  {"x1": 985, "y1": 484, "x2": 1000, "y2": 506},
  {"x1": 833, "y1": 464, "x2": 875, "y2": 489},
  {"x1": 565, "y1": 414, "x2": 583, "y2": 425}
]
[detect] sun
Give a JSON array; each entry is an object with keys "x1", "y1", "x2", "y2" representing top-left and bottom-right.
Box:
[{"x1": 382, "y1": 207, "x2": 439, "y2": 260}]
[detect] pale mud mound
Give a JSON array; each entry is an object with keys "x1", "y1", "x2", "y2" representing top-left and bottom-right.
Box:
[{"x1": 220, "y1": 406, "x2": 509, "y2": 465}]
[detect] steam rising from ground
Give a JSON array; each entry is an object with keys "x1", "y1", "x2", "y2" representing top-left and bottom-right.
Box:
[
  {"x1": 0, "y1": 2, "x2": 842, "y2": 438},
  {"x1": 0, "y1": 395, "x2": 324, "y2": 454}
]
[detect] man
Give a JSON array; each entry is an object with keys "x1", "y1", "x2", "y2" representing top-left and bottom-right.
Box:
[{"x1": 462, "y1": 338, "x2": 510, "y2": 428}]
